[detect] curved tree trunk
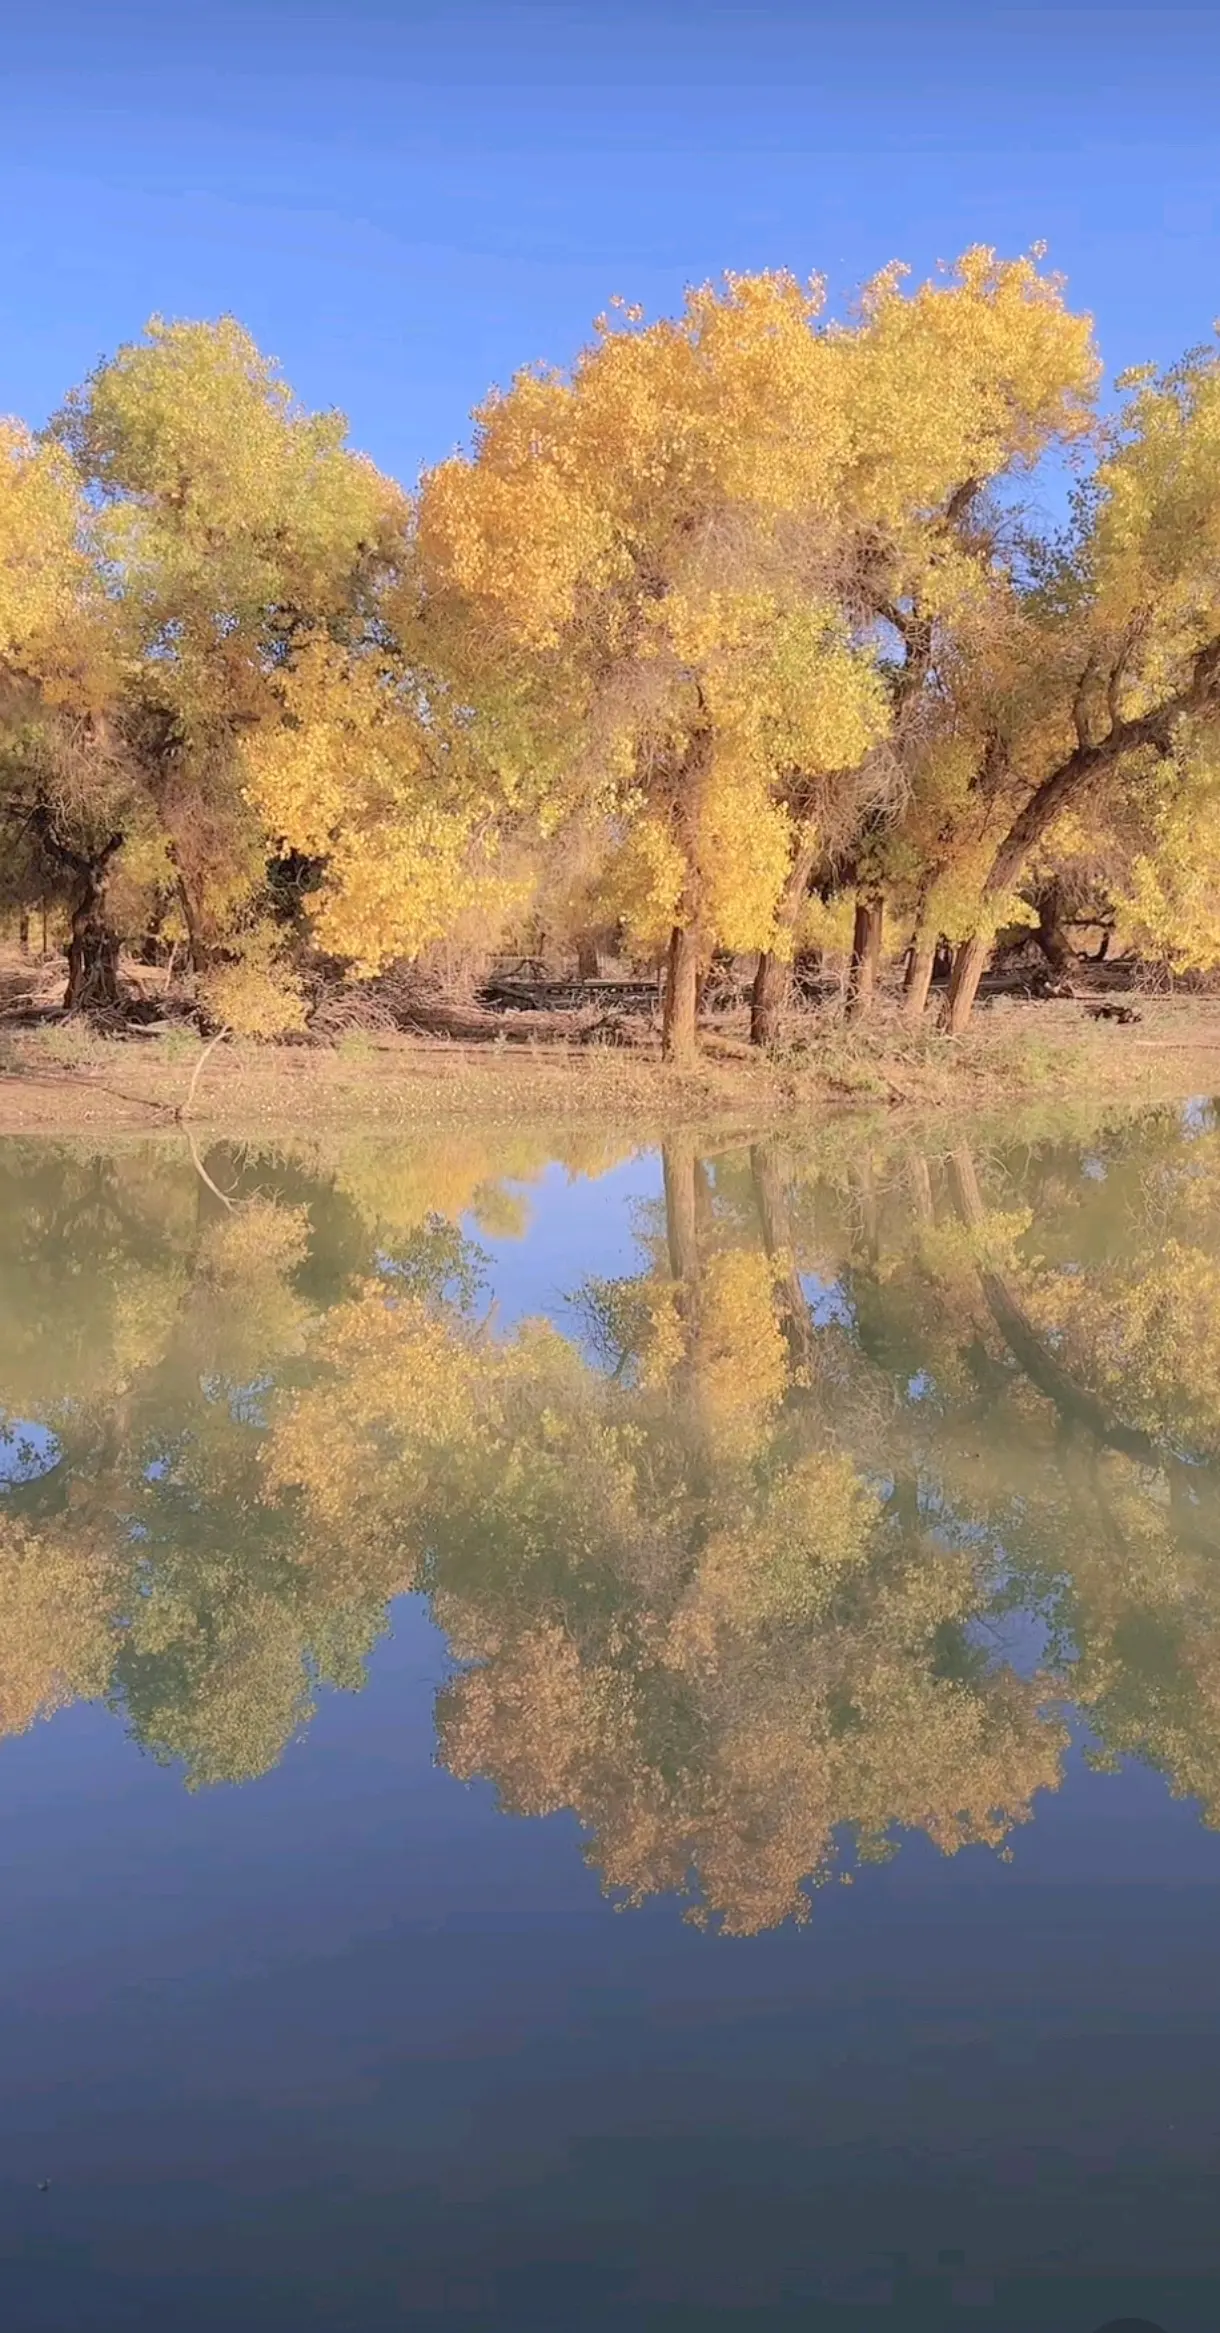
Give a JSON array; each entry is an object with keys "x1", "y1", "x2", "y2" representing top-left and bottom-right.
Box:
[
  {"x1": 845, "y1": 893, "x2": 884, "y2": 1021},
  {"x1": 662, "y1": 924, "x2": 702, "y2": 1066}
]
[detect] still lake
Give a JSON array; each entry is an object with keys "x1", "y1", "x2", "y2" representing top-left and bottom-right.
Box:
[{"x1": 1, "y1": 1109, "x2": 1219, "y2": 2331}]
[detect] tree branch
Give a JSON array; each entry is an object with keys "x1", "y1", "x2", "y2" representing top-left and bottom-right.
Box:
[
  {"x1": 983, "y1": 630, "x2": 1220, "y2": 901},
  {"x1": 943, "y1": 475, "x2": 983, "y2": 531}
]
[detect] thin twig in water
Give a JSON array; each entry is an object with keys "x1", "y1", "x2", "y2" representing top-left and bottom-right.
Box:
[{"x1": 184, "y1": 1126, "x2": 236, "y2": 1211}]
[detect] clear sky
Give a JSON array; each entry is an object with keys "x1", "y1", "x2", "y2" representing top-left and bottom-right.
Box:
[{"x1": 2, "y1": 2, "x2": 1218, "y2": 484}]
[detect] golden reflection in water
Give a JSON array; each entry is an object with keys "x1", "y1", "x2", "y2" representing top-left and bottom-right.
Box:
[{"x1": 3, "y1": 1106, "x2": 1220, "y2": 1928}]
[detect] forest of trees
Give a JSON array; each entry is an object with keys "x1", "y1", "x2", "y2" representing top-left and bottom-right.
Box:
[
  {"x1": 5, "y1": 1105, "x2": 1220, "y2": 1930},
  {"x1": 3, "y1": 247, "x2": 1220, "y2": 1060}
]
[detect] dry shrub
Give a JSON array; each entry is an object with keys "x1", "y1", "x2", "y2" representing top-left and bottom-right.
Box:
[{"x1": 308, "y1": 987, "x2": 401, "y2": 1040}]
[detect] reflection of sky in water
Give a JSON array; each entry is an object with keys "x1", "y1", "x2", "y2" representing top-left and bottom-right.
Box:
[
  {"x1": 800, "y1": 1271, "x2": 856, "y2": 1330},
  {"x1": 462, "y1": 1150, "x2": 663, "y2": 1338},
  {"x1": 3, "y1": 1122, "x2": 1220, "y2": 2325},
  {"x1": 0, "y1": 1415, "x2": 58, "y2": 1485}
]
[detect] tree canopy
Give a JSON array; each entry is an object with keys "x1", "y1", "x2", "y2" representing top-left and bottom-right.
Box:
[{"x1": 2, "y1": 256, "x2": 1219, "y2": 1046}]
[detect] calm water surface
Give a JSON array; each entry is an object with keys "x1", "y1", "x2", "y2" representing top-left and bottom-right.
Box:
[{"x1": 2, "y1": 1110, "x2": 1220, "y2": 2330}]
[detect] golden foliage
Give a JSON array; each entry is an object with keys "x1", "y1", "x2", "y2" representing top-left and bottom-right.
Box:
[{"x1": 0, "y1": 1516, "x2": 115, "y2": 1737}]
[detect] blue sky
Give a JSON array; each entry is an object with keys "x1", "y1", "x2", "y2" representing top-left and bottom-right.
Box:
[{"x1": 2, "y1": 3, "x2": 1218, "y2": 484}]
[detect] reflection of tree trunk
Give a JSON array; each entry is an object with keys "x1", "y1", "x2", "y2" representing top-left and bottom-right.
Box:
[
  {"x1": 846, "y1": 893, "x2": 883, "y2": 1020},
  {"x1": 886, "y1": 1474, "x2": 921, "y2": 1534},
  {"x1": 906, "y1": 1147, "x2": 935, "y2": 1227},
  {"x1": 947, "y1": 1145, "x2": 1162, "y2": 1466},
  {"x1": 751, "y1": 1142, "x2": 817, "y2": 1377},
  {"x1": 856, "y1": 1153, "x2": 880, "y2": 1262},
  {"x1": 662, "y1": 1137, "x2": 701, "y2": 1287},
  {"x1": 662, "y1": 1136, "x2": 707, "y2": 1444},
  {"x1": 662, "y1": 924, "x2": 701, "y2": 1066},
  {"x1": 693, "y1": 1153, "x2": 715, "y2": 1248}
]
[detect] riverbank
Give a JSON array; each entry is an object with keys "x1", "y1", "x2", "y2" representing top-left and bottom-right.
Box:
[{"x1": 1, "y1": 995, "x2": 1218, "y2": 1134}]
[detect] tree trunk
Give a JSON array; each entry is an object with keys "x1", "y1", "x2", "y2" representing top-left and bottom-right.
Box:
[
  {"x1": 662, "y1": 924, "x2": 701, "y2": 1066},
  {"x1": 750, "y1": 950, "x2": 790, "y2": 1046},
  {"x1": 902, "y1": 928, "x2": 935, "y2": 1022},
  {"x1": 749, "y1": 829, "x2": 820, "y2": 1046},
  {"x1": 845, "y1": 894, "x2": 884, "y2": 1020},
  {"x1": 942, "y1": 930, "x2": 990, "y2": 1034},
  {"x1": 138, "y1": 899, "x2": 166, "y2": 966},
  {"x1": 576, "y1": 936, "x2": 600, "y2": 981},
  {"x1": 17, "y1": 910, "x2": 29, "y2": 956},
  {"x1": 1035, "y1": 885, "x2": 1075, "y2": 974},
  {"x1": 66, "y1": 921, "x2": 122, "y2": 1014},
  {"x1": 63, "y1": 836, "x2": 125, "y2": 1015},
  {"x1": 174, "y1": 873, "x2": 205, "y2": 974}
]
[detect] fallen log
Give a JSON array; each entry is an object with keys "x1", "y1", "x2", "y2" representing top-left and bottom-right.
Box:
[{"x1": 394, "y1": 996, "x2": 645, "y2": 1046}]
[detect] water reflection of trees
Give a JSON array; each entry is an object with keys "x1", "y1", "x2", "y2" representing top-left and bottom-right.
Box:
[{"x1": 3, "y1": 1107, "x2": 1220, "y2": 1927}]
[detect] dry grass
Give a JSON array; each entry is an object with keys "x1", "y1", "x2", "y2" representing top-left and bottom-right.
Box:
[{"x1": 1, "y1": 990, "x2": 1219, "y2": 1136}]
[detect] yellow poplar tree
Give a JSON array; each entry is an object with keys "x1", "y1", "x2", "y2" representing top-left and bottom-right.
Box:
[
  {"x1": 803, "y1": 247, "x2": 1099, "y2": 1028},
  {"x1": 413, "y1": 274, "x2": 891, "y2": 1062},
  {"x1": 415, "y1": 250, "x2": 1099, "y2": 1057},
  {"x1": 49, "y1": 317, "x2": 405, "y2": 1023},
  {"x1": 940, "y1": 342, "x2": 1220, "y2": 1030}
]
